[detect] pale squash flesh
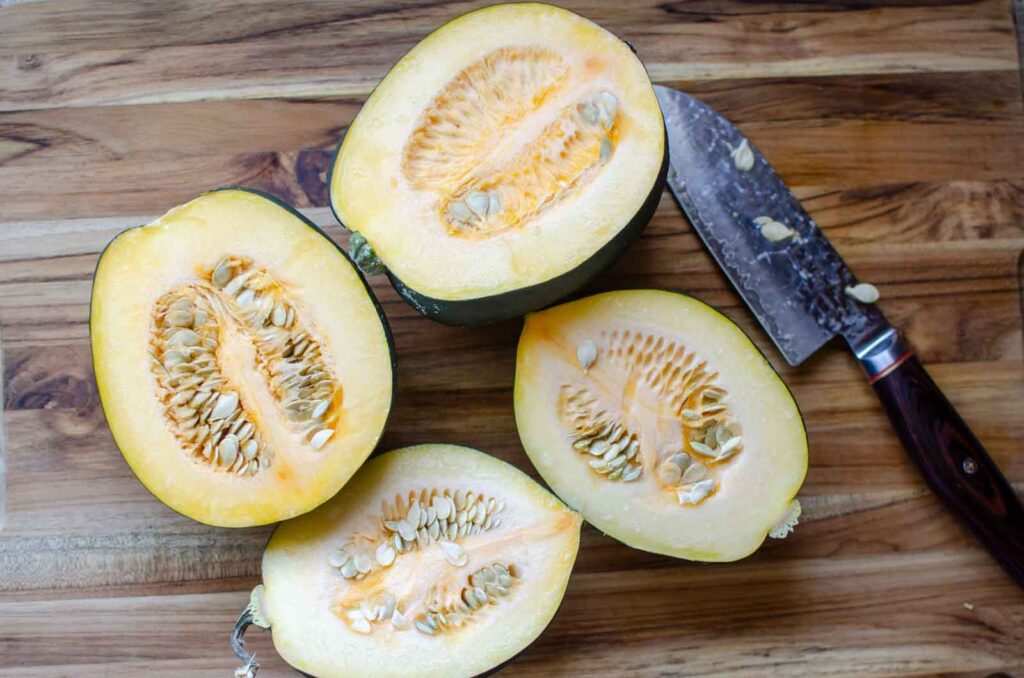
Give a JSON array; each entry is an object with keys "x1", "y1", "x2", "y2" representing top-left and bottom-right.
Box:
[
  {"x1": 90, "y1": 189, "x2": 394, "y2": 527},
  {"x1": 259, "y1": 444, "x2": 582, "y2": 678},
  {"x1": 514, "y1": 290, "x2": 807, "y2": 561}
]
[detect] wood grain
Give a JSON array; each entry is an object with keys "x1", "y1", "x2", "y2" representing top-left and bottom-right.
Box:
[
  {"x1": 1, "y1": 0, "x2": 1022, "y2": 675},
  {"x1": 0, "y1": 0, "x2": 1018, "y2": 111}
]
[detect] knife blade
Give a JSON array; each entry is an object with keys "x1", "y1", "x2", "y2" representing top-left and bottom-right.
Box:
[
  {"x1": 654, "y1": 84, "x2": 1024, "y2": 587},
  {"x1": 653, "y1": 85, "x2": 892, "y2": 366}
]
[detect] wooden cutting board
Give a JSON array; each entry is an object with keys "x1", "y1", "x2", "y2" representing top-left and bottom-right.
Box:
[{"x1": 1, "y1": 1, "x2": 1022, "y2": 675}]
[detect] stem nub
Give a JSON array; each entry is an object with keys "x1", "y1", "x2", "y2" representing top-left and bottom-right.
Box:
[{"x1": 232, "y1": 585, "x2": 270, "y2": 677}]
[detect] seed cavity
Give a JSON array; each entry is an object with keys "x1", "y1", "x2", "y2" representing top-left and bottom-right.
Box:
[
  {"x1": 331, "y1": 487, "x2": 516, "y2": 635},
  {"x1": 845, "y1": 282, "x2": 880, "y2": 304},
  {"x1": 400, "y1": 46, "x2": 618, "y2": 237},
  {"x1": 151, "y1": 293, "x2": 270, "y2": 475},
  {"x1": 149, "y1": 256, "x2": 343, "y2": 474},
  {"x1": 440, "y1": 88, "x2": 619, "y2": 236},
  {"x1": 558, "y1": 330, "x2": 744, "y2": 505},
  {"x1": 403, "y1": 47, "x2": 568, "y2": 191},
  {"x1": 331, "y1": 487, "x2": 507, "y2": 582},
  {"x1": 412, "y1": 563, "x2": 520, "y2": 636}
]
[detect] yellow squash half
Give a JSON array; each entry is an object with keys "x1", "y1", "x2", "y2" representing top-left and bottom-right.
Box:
[
  {"x1": 331, "y1": 3, "x2": 667, "y2": 324},
  {"x1": 243, "y1": 444, "x2": 581, "y2": 678},
  {"x1": 515, "y1": 290, "x2": 807, "y2": 561},
  {"x1": 91, "y1": 189, "x2": 394, "y2": 527}
]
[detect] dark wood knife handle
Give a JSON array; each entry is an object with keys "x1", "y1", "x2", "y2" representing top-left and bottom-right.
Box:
[{"x1": 870, "y1": 351, "x2": 1024, "y2": 587}]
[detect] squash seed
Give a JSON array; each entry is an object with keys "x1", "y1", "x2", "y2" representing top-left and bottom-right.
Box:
[
  {"x1": 730, "y1": 138, "x2": 755, "y2": 172},
  {"x1": 448, "y1": 201, "x2": 472, "y2": 222},
  {"x1": 845, "y1": 283, "x2": 879, "y2": 304},
  {"x1": 466, "y1": 191, "x2": 489, "y2": 218},
  {"x1": 690, "y1": 440, "x2": 716, "y2": 458},
  {"x1": 310, "y1": 428, "x2": 334, "y2": 450},
  {"x1": 755, "y1": 216, "x2": 797, "y2": 243},
  {"x1": 210, "y1": 392, "x2": 239, "y2": 421},
  {"x1": 487, "y1": 191, "x2": 502, "y2": 216},
  {"x1": 658, "y1": 460, "x2": 682, "y2": 485},
  {"x1": 212, "y1": 260, "x2": 234, "y2": 288},
  {"x1": 577, "y1": 339, "x2": 598, "y2": 372},
  {"x1": 440, "y1": 541, "x2": 468, "y2": 567},
  {"x1": 682, "y1": 463, "x2": 706, "y2": 483}
]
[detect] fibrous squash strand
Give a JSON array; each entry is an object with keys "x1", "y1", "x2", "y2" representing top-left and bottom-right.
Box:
[
  {"x1": 401, "y1": 46, "x2": 620, "y2": 237},
  {"x1": 403, "y1": 46, "x2": 569, "y2": 191},
  {"x1": 443, "y1": 90, "x2": 619, "y2": 236}
]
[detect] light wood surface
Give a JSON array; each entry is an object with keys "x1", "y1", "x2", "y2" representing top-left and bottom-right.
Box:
[{"x1": 1, "y1": 0, "x2": 1022, "y2": 676}]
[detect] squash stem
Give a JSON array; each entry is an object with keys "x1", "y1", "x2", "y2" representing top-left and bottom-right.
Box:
[{"x1": 231, "y1": 606, "x2": 260, "y2": 678}]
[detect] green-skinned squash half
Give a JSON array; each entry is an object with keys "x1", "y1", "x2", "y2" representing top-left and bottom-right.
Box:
[
  {"x1": 514, "y1": 290, "x2": 807, "y2": 562},
  {"x1": 330, "y1": 3, "x2": 668, "y2": 325},
  {"x1": 90, "y1": 188, "x2": 395, "y2": 527},
  {"x1": 230, "y1": 444, "x2": 582, "y2": 678}
]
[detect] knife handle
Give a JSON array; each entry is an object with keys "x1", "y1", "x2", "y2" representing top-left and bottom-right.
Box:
[{"x1": 863, "y1": 337, "x2": 1024, "y2": 588}]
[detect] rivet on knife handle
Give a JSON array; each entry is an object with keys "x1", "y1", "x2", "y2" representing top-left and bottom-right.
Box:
[{"x1": 866, "y1": 342, "x2": 1024, "y2": 587}]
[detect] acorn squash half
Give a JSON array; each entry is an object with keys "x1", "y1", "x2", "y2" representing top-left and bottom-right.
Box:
[
  {"x1": 514, "y1": 290, "x2": 807, "y2": 561},
  {"x1": 90, "y1": 188, "x2": 395, "y2": 527},
  {"x1": 231, "y1": 444, "x2": 582, "y2": 678},
  {"x1": 330, "y1": 3, "x2": 667, "y2": 325}
]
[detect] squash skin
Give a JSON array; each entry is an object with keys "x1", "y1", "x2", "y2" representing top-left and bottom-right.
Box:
[
  {"x1": 89, "y1": 187, "x2": 396, "y2": 527},
  {"x1": 384, "y1": 145, "x2": 668, "y2": 325},
  {"x1": 513, "y1": 289, "x2": 808, "y2": 561},
  {"x1": 327, "y1": 4, "x2": 669, "y2": 325}
]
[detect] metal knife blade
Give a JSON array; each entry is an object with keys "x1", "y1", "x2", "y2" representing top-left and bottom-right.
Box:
[{"x1": 654, "y1": 84, "x2": 892, "y2": 366}]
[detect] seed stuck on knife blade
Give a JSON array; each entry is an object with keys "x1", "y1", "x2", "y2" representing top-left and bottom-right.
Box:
[
  {"x1": 845, "y1": 283, "x2": 880, "y2": 304},
  {"x1": 754, "y1": 216, "x2": 798, "y2": 243},
  {"x1": 730, "y1": 139, "x2": 754, "y2": 171}
]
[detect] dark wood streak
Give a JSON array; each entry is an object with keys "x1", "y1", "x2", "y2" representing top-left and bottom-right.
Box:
[
  {"x1": 658, "y1": 0, "x2": 985, "y2": 20},
  {"x1": 872, "y1": 353, "x2": 1024, "y2": 586}
]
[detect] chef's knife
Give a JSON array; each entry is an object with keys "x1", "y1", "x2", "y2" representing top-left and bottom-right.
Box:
[{"x1": 654, "y1": 85, "x2": 1024, "y2": 587}]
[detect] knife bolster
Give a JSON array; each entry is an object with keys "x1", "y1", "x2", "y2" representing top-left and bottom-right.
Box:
[{"x1": 855, "y1": 328, "x2": 909, "y2": 381}]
